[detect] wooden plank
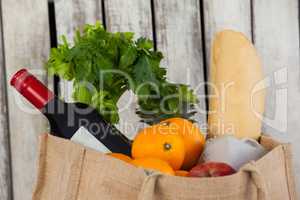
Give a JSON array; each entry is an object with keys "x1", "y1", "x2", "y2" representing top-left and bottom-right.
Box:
[
  {"x1": 252, "y1": 0, "x2": 300, "y2": 192},
  {"x1": 153, "y1": 0, "x2": 207, "y2": 128},
  {"x1": 55, "y1": 0, "x2": 103, "y2": 102},
  {"x1": 0, "y1": 4, "x2": 12, "y2": 199},
  {"x1": 104, "y1": 0, "x2": 153, "y2": 39},
  {"x1": 1, "y1": 0, "x2": 50, "y2": 199},
  {"x1": 104, "y1": 0, "x2": 153, "y2": 139},
  {"x1": 203, "y1": 0, "x2": 252, "y2": 69}
]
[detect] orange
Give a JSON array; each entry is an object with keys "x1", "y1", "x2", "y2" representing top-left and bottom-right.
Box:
[
  {"x1": 132, "y1": 125, "x2": 185, "y2": 170},
  {"x1": 160, "y1": 118, "x2": 206, "y2": 170},
  {"x1": 106, "y1": 153, "x2": 132, "y2": 163},
  {"x1": 131, "y1": 157, "x2": 175, "y2": 175},
  {"x1": 175, "y1": 170, "x2": 189, "y2": 177}
]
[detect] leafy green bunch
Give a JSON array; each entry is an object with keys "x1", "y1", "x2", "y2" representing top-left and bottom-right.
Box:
[{"x1": 46, "y1": 22, "x2": 198, "y2": 124}]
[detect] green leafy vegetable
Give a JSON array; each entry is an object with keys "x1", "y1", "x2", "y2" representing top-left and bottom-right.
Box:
[{"x1": 46, "y1": 22, "x2": 198, "y2": 124}]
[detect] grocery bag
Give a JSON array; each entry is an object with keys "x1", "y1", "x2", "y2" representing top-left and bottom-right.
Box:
[{"x1": 32, "y1": 134, "x2": 297, "y2": 200}]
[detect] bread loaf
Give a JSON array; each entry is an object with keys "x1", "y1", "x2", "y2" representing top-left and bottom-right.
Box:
[{"x1": 208, "y1": 30, "x2": 265, "y2": 139}]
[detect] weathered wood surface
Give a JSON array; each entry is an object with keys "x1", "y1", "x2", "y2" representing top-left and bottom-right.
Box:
[
  {"x1": 202, "y1": 0, "x2": 252, "y2": 71},
  {"x1": 153, "y1": 0, "x2": 207, "y2": 129},
  {"x1": 55, "y1": 0, "x2": 103, "y2": 102},
  {"x1": 1, "y1": 0, "x2": 50, "y2": 200},
  {"x1": 104, "y1": 0, "x2": 153, "y2": 39},
  {"x1": 104, "y1": 0, "x2": 153, "y2": 139},
  {"x1": 0, "y1": 4, "x2": 12, "y2": 199},
  {"x1": 252, "y1": 0, "x2": 300, "y2": 192}
]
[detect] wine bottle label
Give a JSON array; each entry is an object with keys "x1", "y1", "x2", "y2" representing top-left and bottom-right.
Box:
[{"x1": 71, "y1": 126, "x2": 111, "y2": 153}]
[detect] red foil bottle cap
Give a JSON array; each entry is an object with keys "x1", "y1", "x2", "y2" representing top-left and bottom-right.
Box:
[{"x1": 10, "y1": 69, "x2": 55, "y2": 109}]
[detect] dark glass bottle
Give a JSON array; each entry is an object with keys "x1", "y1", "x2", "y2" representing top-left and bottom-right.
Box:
[{"x1": 10, "y1": 69, "x2": 132, "y2": 156}]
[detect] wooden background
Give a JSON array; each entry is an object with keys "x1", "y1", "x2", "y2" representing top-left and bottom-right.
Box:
[{"x1": 0, "y1": 0, "x2": 299, "y2": 199}]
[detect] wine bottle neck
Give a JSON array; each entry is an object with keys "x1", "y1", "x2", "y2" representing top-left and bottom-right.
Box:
[{"x1": 10, "y1": 69, "x2": 55, "y2": 109}]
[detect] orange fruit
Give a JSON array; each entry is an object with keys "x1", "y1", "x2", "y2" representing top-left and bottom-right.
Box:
[
  {"x1": 159, "y1": 118, "x2": 206, "y2": 170},
  {"x1": 131, "y1": 157, "x2": 175, "y2": 175},
  {"x1": 132, "y1": 125, "x2": 185, "y2": 170},
  {"x1": 175, "y1": 170, "x2": 189, "y2": 177},
  {"x1": 106, "y1": 153, "x2": 132, "y2": 163}
]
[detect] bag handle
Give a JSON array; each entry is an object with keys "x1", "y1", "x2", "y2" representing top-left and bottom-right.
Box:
[
  {"x1": 241, "y1": 161, "x2": 269, "y2": 200},
  {"x1": 138, "y1": 162, "x2": 268, "y2": 200},
  {"x1": 137, "y1": 172, "x2": 162, "y2": 200}
]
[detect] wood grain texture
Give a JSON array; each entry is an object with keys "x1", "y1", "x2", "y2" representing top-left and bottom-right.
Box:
[
  {"x1": 104, "y1": 0, "x2": 153, "y2": 39},
  {"x1": 1, "y1": 0, "x2": 50, "y2": 199},
  {"x1": 104, "y1": 0, "x2": 153, "y2": 139},
  {"x1": 55, "y1": 0, "x2": 103, "y2": 102},
  {"x1": 252, "y1": 0, "x2": 300, "y2": 192},
  {"x1": 0, "y1": 4, "x2": 12, "y2": 199},
  {"x1": 203, "y1": 0, "x2": 252, "y2": 69},
  {"x1": 153, "y1": 0, "x2": 207, "y2": 129}
]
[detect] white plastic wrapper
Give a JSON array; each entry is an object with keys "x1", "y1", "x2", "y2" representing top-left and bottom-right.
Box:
[{"x1": 201, "y1": 135, "x2": 267, "y2": 170}]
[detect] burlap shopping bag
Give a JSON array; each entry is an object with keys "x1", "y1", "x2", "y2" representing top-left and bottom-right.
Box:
[{"x1": 32, "y1": 134, "x2": 297, "y2": 200}]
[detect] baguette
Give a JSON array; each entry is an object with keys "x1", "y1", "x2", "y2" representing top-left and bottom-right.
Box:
[{"x1": 208, "y1": 30, "x2": 265, "y2": 140}]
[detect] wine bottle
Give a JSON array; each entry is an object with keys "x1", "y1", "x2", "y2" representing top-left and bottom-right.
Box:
[{"x1": 10, "y1": 69, "x2": 132, "y2": 156}]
